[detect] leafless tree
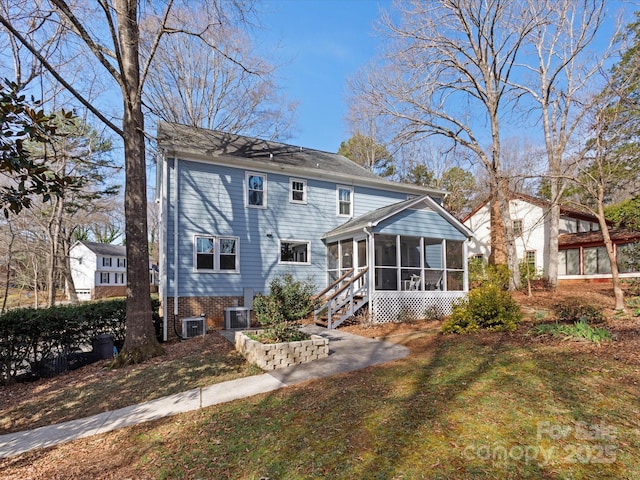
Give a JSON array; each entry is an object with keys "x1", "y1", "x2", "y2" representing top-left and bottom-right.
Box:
[
  {"x1": 142, "y1": 4, "x2": 296, "y2": 140},
  {"x1": 0, "y1": 1, "x2": 277, "y2": 361},
  {"x1": 350, "y1": 0, "x2": 543, "y2": 289},
  {"x1": 567, "y1": 109, "x2": 637, "y2": 310},
  {"x1": 513, "y1": 0, "x2": 615, "y2": 289}
]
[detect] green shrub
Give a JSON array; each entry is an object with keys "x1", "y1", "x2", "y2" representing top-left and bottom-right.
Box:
[
  {"x1": 626, "y1": 296, "x2": 640, "y2": 317},
  {"x1": 468, "y1": 258, "x2": 511, "y2": 290},
  {"x1": 0, "y1": 298, "x2": 160, "y2": 384},
  {"x1": 553, "y1": 299, "x2": 605, "y2": 324},
  {"x1": 441, "y1": 284, "x2": 522, "y2": 334},
  {"x1": 529, "y1": 320, "x2": 612, "y2": 344},
  {"x1": 252, "y1": 274, "x2": 317, "y2": 343},
  {"x1": 518, "y1": 259, "x2": 542, "y2": 289}
]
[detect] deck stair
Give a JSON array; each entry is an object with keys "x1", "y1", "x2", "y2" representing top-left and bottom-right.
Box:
[{"x1": 313, "y1": 267, "x2": 369, "y2": 329}]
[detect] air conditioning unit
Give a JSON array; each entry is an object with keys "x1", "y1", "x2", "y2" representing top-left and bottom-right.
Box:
[
  {"x1": 225, "y1": 307, "x2": 250, "y2": 329},
  {"x1": 182, "y1": 316, "x2": 206, "y2": 338}
]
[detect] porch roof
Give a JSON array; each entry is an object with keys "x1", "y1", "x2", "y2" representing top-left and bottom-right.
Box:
[
  {"x1": 322, "y1": 195, "x2": 473, "y2": 241},
  {"x1": 558, "y1": 228, "x2": 640, "y2": 247}
]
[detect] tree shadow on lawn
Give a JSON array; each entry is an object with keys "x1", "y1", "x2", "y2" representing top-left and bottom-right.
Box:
[
  {"x1": 3, "y1": 332, "x2": 638, "y2": 480},
  {"x1": 233, "y1": 335, "x2": 636, "y2": 479}
]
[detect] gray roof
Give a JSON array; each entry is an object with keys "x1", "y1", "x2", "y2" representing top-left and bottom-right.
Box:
[
  {"x1": 156, "y1": 122, "x2": 446, "y2": 197},
  {"x1": 79, "y1": 241, "x2": 125, "y2": 257},
  {"x1": 158, "y1": 122, "x2": 379, "y2": 178}
]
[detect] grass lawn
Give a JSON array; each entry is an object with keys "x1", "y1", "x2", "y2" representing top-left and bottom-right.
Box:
[{"x1": 2, "y1": 321, "x2": 639, "y2": 479}]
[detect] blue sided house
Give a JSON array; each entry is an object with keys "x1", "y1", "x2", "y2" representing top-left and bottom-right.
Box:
[{"x1": 156, "y1": 122, "x2": 473, "y2": 338}]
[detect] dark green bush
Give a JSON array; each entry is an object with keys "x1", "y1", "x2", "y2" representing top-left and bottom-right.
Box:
[
  {"x1": 0, "y1": 298, "x2": 160, "y2": 383},
  {"x1": 553, "y1": 299, "x2": 605, "y2": 324},
  {"x1": 441, "y1": 284, "x2": 522, "y2": 334},
  {"x1": 252, "y1": 274, "x2": 317, "y2": 343}
]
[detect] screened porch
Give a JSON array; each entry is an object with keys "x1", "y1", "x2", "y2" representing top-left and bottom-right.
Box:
[{"x1": 320, "y1": 195, "x2": 473, "y2": 325}]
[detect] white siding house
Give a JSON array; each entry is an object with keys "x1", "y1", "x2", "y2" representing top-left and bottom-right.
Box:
[
  {"x1": 463, "y1": 192, "x2": 640, "y2": 282},
  {"x1": 69, "y1": 241, "x2": 127, "y2": 300}
]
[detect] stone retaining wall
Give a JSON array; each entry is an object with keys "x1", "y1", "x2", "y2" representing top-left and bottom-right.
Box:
[{"x1": 235, "y1": 330, "x2": 329, "y2": 370}]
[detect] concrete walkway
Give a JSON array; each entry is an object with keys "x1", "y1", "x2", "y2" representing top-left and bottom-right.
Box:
[{"x1": 0, "y1": 326, "x2": 408, "y2": 459}]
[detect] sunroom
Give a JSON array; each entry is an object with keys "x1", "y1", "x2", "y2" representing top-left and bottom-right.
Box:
[{"x1": 319, "y1": 196, "x2": 473, "y2": 326}]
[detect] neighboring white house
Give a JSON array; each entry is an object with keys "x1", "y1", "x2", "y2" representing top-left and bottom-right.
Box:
[
  {"x1": 462, "y1": 192, "x2": 640, "y2": 282},
  {"x1": 69, "y1": 241, "x2": 127, "y2": 300}
]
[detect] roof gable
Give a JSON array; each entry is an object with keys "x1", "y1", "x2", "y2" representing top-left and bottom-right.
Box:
[{"x1": 323, "y1": 196, "x2": 473, "y2": 240}]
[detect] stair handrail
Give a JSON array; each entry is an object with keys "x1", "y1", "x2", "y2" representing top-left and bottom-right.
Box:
[
  {"x1": 313, "y1": 268, "x2": 354, "y2": 300},
  {"x1": 314, "y1": 267, "x2": 369, "y2": 329},
  {"x1": 325, "y1": 267, "x2": 368, "y2": 302}
]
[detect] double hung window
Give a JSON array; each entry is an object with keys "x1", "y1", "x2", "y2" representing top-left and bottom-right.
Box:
[
  {"x1": 290, "y1": 178, "x2": 307, "y2": 204},
  {"x1": 337, "y1": 186, "x2": 353, "y2": 217},
  {"x1": 246, "y1": 172, "x2": 266, "y2": 207},
  {"x1": 194, "y1": 235, "x2": 239, "y2": 272}
]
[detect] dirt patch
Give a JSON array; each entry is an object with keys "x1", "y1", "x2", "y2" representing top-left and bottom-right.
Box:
[{"x1": 340, "y1": 284, "x2": 640, "y2": 364}]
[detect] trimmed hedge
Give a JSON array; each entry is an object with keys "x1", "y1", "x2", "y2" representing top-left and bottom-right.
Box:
[{"x1": 0, "y1": 298, "x2": 161, "y2": 383}]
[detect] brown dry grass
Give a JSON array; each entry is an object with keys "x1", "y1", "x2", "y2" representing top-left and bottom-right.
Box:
[{"x1": 2, "y1": 284, "x2": 640, "y2": 479}]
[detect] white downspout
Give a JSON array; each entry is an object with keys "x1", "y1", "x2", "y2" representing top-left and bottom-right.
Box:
[
  {"x1": 463, "y1": 239, "x2": 469, "y2": 292},
  {"x1": 160, "y1": 152, "x2": 169, "y2": 342},
  {"x1": 173, "y1": 158, "x2": 180, "y2": 332}
]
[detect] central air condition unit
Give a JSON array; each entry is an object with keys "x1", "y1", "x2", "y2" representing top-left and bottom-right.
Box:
[
  {"x1": 225, "y1": 307, "x2": 250, "y2": 329},
  {"x1": 182, "y1": 316, "x2": 206, "y2": 338}
]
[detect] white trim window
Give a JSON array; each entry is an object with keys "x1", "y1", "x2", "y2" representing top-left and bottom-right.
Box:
[
  {"x1": 513, "y1": 219, "x2": 523, "y2": 237},
  {"x1": 100, "y1": 272, "x2": 110, "y2": 284},
  {"x1": 246, "y1": 172, "x2": 267, "y2": 208},
  {"x1": 102, "y1": 257, "x2": 112, "y2": 267},
  {"x1": 279, "y1": 240, "x2": 310, "y2": 264},
  {"x1": 115, "y1": 273, "x2": 125, "y2": 284},
  {"x1": 117, "y1": 258, "x2": 126, "y2": 268},
  {"x1": 194, "y1": 235, "x2": 239, "y2": 272},
  {"x1": 290, "y1": 178, "x2": 307, "y2": 204},
  {"x1": 337, "y1": 185, "x2": 353, "y2": 217}
]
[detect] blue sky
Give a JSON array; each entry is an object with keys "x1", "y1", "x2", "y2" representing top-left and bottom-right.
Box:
[
  {"x1": 254, "y1": 0, "x2": 634, "y2": 155},
  {"x1": 256, "y1": 0, "x2": 391, "y2": 153}
]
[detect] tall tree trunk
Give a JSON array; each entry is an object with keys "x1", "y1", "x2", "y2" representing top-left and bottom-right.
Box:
[
  {"x1": 1, "y1": 222, "x2": 15, "y2": 315},
  {"x1": 496, "y1": 177, "x2": 521, "y2": 290},
  {"x1": 47, "y1": 195, "x2": 64, "y2": 307},
  {"x1": 31, "y1": 255, "x2": 39, "y2": 309},
  {"x1": 597, "y1": 194, "x2": 625, "y2": 311},
  {"x1": 61, "y1": 235, "x2": 79, "y2": 304},
  {"x1": 116, "y1": 0, "x2": 161, "y2": 361},
  {"x1": 547, "y1": 199, "x2": 560, "y2": 290},
  {"x1": 488, "y1": 183, "x2": 507, "y2": 266}
]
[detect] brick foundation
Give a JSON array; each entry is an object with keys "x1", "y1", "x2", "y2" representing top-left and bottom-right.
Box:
[
  {"x1": 94, "y1": 286, "x2": 127, "y2": 299},
  {"x1": 164, "y1": 296, "x2": 245, "y2": 334},
  {"x1": 234, "y1": 330, "x2": 329, "y2": 370}
]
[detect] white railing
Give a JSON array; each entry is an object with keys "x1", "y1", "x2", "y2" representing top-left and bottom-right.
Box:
[{"x1": 314, "y1": 267, "x2": 369, "y2": 329}]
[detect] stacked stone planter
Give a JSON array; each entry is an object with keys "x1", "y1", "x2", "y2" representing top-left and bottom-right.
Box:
[{"x1": 235, "y1": 330, "x2": 329, "y2": 370}]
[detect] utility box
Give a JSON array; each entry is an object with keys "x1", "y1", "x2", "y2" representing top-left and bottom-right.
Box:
[{"x1": 92, "y1": 334, "x2": 114, "y2": 360}]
